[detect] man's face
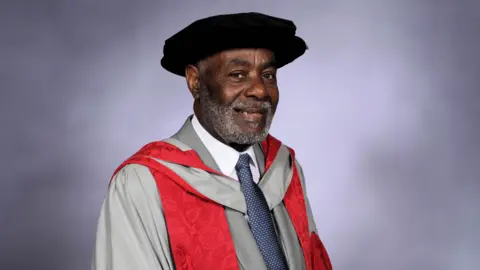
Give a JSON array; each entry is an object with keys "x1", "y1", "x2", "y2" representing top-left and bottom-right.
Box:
[{"x1": 193, "y1": 48, "x2": 279, "y2": 146}]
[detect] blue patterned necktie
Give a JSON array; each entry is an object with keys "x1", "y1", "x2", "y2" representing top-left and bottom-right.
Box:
[{"x1": 235, "y1": 153, "x2": 288, "y2": 270}]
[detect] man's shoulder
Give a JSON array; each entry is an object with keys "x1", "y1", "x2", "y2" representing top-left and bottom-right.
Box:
[
  {"x1": 269, "y1": 137, "x2": 306, "y2": 173},
  {"x1": 110, "y1": 138, "x2": 173, "y2": 177},
  {"x1": 267, "y1": 134, "x2": 302, "y2": 161},
  {"x1": 127, "y1": 137, "x2": 186, "y2": 159},
  {"x1": 112, "y1": 162, "x2": 151, "y2": 177}
]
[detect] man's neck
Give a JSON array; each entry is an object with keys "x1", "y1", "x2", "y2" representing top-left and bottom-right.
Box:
[{"x1": 190, "y1": 114, "x2": 259, "y2": 178}]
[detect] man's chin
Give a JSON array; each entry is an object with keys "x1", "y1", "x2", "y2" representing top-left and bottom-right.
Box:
[
  {"x1": 230, "y1": 128, "x2": 269, "y2": 145},
  {"x1": 240, "y1": 122, "x2": 267, "y2": 133},
  {"x1": 214, "y1": 116, "x2": 272, "y2": 145}
]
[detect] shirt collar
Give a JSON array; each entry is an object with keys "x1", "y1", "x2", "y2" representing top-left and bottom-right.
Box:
[{"x1": 191, "y1": 114, "x2": 257, "y2": 176}]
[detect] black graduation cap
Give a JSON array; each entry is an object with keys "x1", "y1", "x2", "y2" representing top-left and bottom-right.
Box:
[{"x1": 160, "y1": 12, "x2": 308, "y2": 76}]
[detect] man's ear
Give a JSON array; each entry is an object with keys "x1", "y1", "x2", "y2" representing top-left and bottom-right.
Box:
[{"x1": 185, "y1": 64, "x2": 201, "y2": 99}]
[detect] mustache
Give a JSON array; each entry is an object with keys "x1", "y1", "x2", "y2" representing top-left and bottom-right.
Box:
[{"x1": 231, "y1": 101, "x2": 272, "y2": 111}]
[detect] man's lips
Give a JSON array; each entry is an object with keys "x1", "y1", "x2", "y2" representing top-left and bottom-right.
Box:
[
  {"x1": 234, "y1": 107, "x2": 266, "y2": 114},
  {"x1": 233, "y1": 108, "x2": 266, "y2": 122}
]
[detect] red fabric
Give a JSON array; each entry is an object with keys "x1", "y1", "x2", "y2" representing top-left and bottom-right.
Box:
[
  {"x1": 310, "y1": 232, "x2": 333, "y2": 270},
  {"x1": 261, "y1": 135, "x2": 332, "y2": 270},
  {"x1": 260, "y1": 135, "x2": 332, "y2": 270},
  {"x1": 283, "y1": 148, "x2": 314, "y2": 270},
  {"x1": 111, "y1": 135, "x2": 332, "y2": 270},
  {"x1": 112, "y1": 143, "x2": 238, "y2": 270}
]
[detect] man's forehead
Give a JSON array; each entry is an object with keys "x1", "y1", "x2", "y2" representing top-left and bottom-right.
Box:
[{"x1": 215, "y1": 49, "x2": 276, "y2": 65}]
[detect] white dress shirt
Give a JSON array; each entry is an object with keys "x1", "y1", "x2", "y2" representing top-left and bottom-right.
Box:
[{"x1": 191, "y1": 114, "x2": 260, "y2": 184}]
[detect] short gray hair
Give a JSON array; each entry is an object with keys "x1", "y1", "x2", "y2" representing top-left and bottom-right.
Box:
[{"x1": 195, "y1": 58, "x2": 209, "y2": 81}]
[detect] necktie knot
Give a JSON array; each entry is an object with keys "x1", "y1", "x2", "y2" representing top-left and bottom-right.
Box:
[{"x1": 235, "y1": 153, "x2": 252, "y2": 171}]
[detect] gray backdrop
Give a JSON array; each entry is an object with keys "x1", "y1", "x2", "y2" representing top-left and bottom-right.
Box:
[{"x1": 1, "y1": 0, "x2": 479, "y2": 269}]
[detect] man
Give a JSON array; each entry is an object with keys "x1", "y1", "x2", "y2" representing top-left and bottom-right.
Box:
[{"x1": 92, "y1": 12, "x2": 332, "y2": 270}]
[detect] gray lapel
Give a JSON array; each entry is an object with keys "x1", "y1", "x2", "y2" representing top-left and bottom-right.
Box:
[
  {"x1": 170, "y1": 115, "x2": 221, "y2": 171},
  {"x1": 253, "y1": 144, "x2": 266, "y2": 175}
]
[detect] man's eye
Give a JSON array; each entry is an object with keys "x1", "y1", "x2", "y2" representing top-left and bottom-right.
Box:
[
  {"x1": 263, "y1": 73, "x2": 276, "y2": 80},
  {"x1": 230, "y1": 72, "x2": 246, "y2": 79}
]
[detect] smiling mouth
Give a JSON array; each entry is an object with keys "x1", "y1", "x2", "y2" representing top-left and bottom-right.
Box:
[{"x1": 234, "y1": 108, "x2": 265, "y2": 121}]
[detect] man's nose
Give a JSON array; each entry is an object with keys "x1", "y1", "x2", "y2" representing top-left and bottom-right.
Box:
[{"x1": 244, "y1": 76, "x2": 269, "y2": 100}]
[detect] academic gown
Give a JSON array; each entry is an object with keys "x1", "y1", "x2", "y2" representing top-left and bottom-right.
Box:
[{"x1": 92, "y1": 115, "x2": 330, "y2": 270}]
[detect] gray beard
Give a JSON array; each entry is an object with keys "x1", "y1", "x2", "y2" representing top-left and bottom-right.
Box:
[{"x1": 197, "y1": 85, "x2": 274, "y2": 145}]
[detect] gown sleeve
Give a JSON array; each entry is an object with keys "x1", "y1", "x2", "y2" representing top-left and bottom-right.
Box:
[{"x1": 91, "y1": 164, "x2": 174, "y2": 270}]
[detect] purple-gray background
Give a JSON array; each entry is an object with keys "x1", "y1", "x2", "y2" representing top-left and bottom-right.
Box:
[{"x1": 1, "y1": 1, "x2": 479, "y2": 269}]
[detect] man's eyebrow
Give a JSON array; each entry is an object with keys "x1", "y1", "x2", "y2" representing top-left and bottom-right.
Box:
[
  {"x1": 227, "y1": 58, "x2": 277, "y2": 70},
  {"x1": 261, "y1": 59, "x2": 277, "y2": 70},
  {"x1": 227, "y1": 58, "x2": 251, "y2": 67}
]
